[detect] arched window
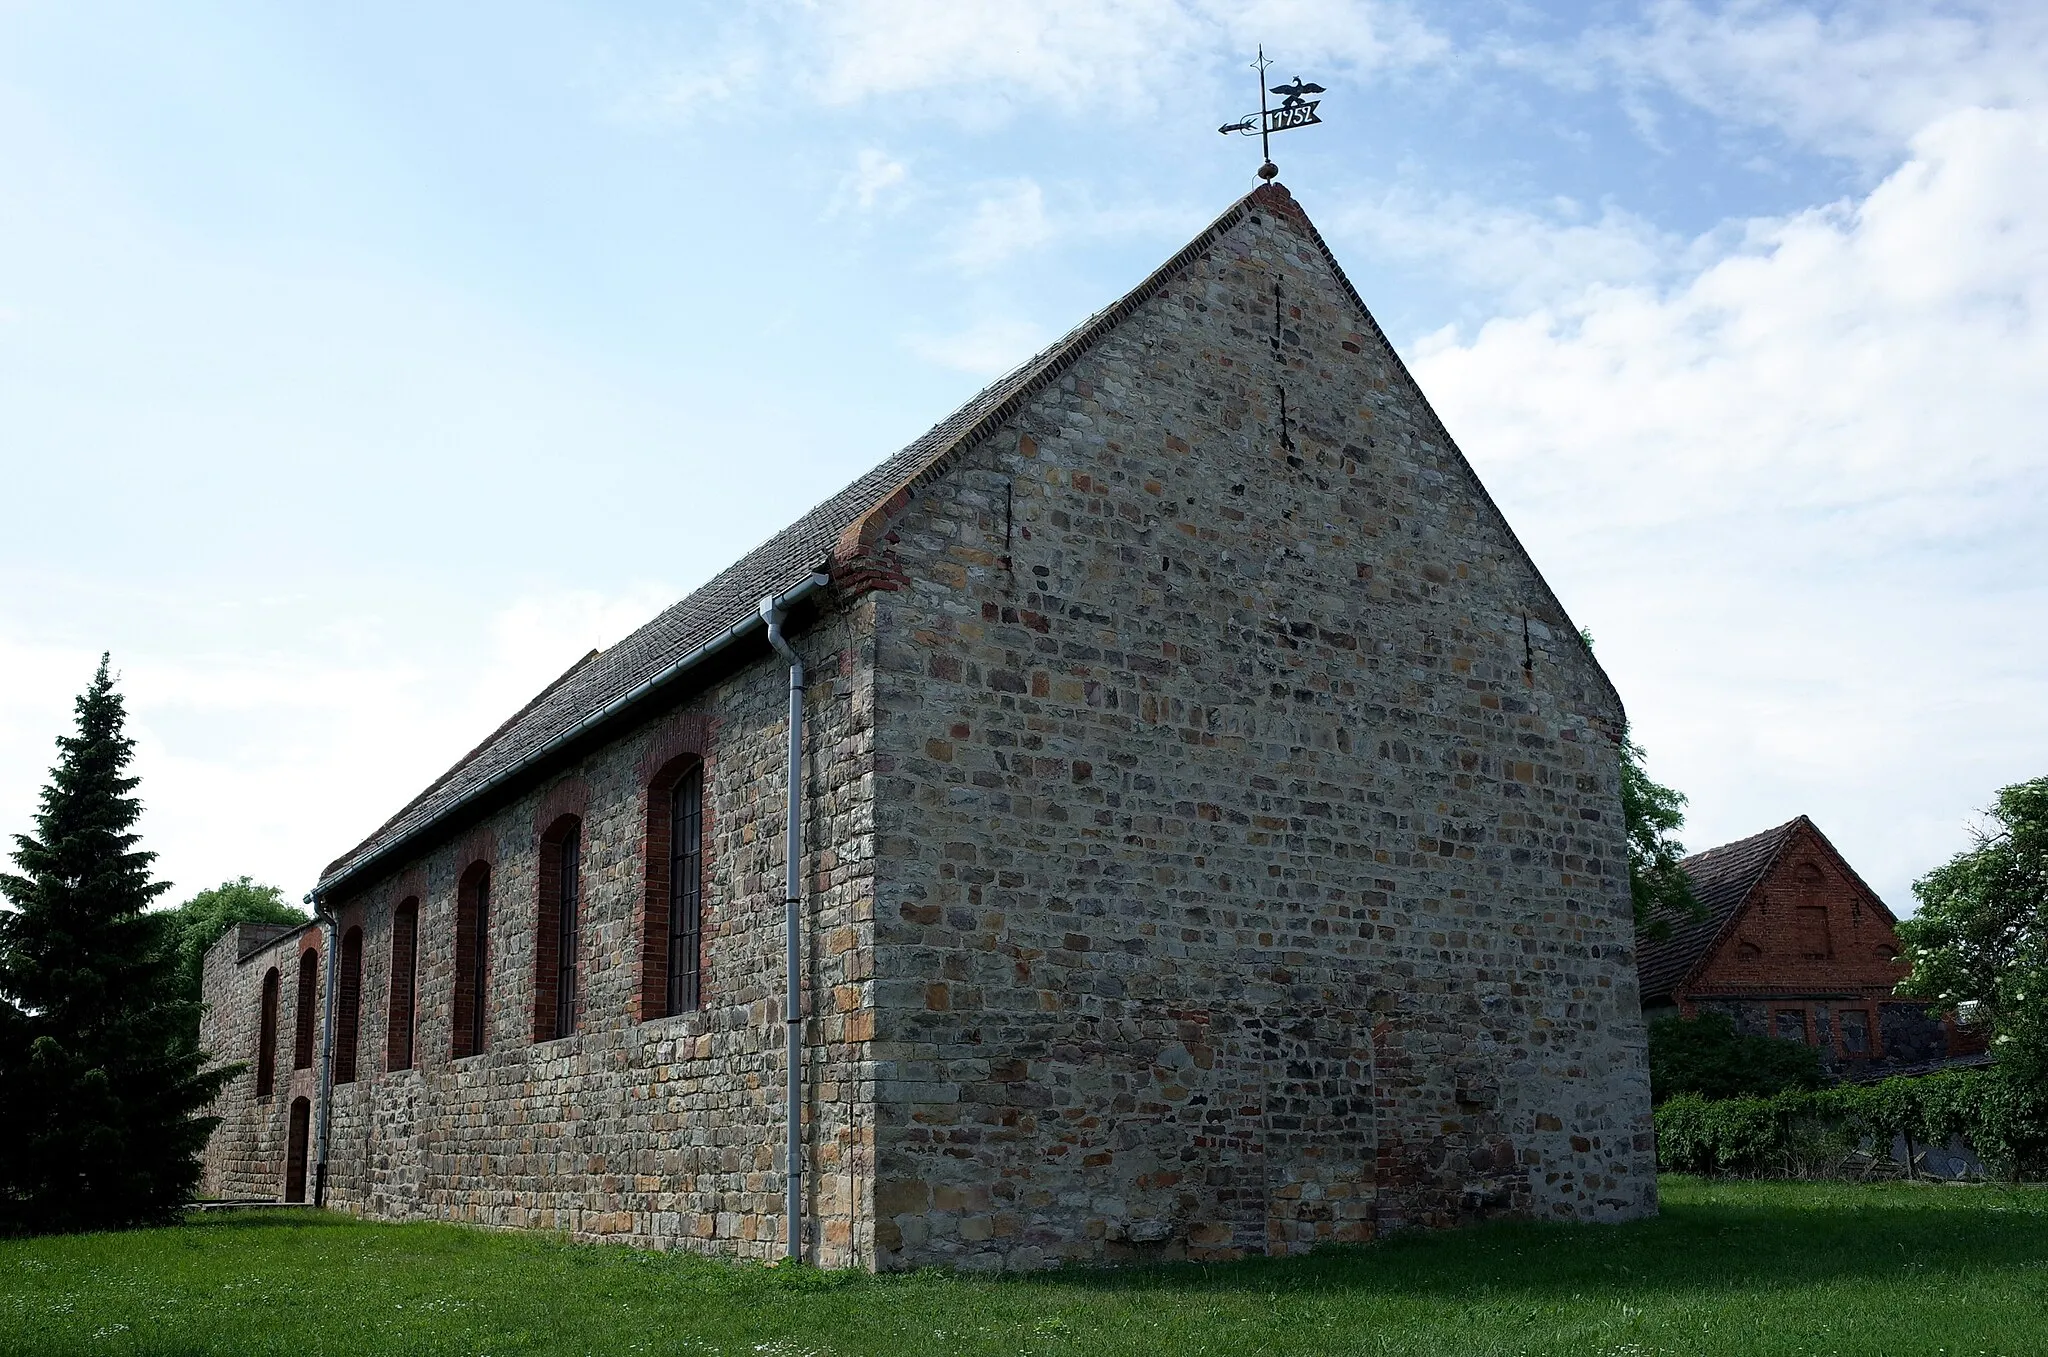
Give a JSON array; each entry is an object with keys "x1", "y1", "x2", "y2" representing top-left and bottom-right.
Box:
[
  {"x1": 255, "y1": 967, "x2": 280, "y2": 1097},
  {"x1": 534, "y1": 817, "x2": 582, "y2": 1042},
  {"x1": 641, "y1": 759, "x2": 706, "y2": 1019},
  {"x1": 292, "y1": 948, "x2": 319, "y2": 1070},
  {"x1": 452, "y1": 863, "x2": 491, "y2": 1058},
  {"x1": 386, "y1": 897, "x2": 418, "y2": 1071},
  {"x1": 285, "y1": 1096, "x2": 311, "y2": 1203},
  {"x1": 638, "y1": 753, "x2": 712, "y2": 1019},
  {"x1": 334, "y1": 926, "x2": 363, "y2": 1084},
  {"x1": 669, "y1": 766, "x2": 704, "y2": 1014}
]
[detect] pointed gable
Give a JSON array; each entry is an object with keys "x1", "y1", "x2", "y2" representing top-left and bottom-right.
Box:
[
  {"x1": 1638, "y1": 816, "x2": 1904, "y2": 1005},
  {"x1": 1637, "y1": 819, "x2": 1802, "y2": 1004},
  {"x1": 316, "y1": 181, "x2": 1621, "y2": 902}
]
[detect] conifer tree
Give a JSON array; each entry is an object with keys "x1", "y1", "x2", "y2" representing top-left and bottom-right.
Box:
[{"x1": 0, "y1": 657, "x2": 233, "y2": 1233}]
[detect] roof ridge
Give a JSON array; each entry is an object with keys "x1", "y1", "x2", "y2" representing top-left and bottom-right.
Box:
[
  {"x1": 830, "y1": 186, "x2": 1276, "y2": 582},
  {"x1": 312, "y1": 186, "x2": 1278, "y2": 900},
  {"x1": 1677, "y1": 816, "x2": 1804, "y2": 870},
  {"x1": 1638, "y1": 816, "x2": 1821, "y2": 1003}
]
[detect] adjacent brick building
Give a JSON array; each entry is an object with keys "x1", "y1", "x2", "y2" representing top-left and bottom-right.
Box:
[
  {"x1": 1638, "y1": 816, "x2": 1977, "y2": 1076},
  {"x1": 201, "y1": 181, "x2": 1657, "y2": 1270}
]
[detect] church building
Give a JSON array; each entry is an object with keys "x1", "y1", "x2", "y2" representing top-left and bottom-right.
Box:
[{"x1": 200, "y1": 182, "x2": 1656, "y2": 1270}]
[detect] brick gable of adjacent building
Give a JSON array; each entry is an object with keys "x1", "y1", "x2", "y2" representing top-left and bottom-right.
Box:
[{"x1": 1639, "y1": 817, "x2": 1980, "y2": 1074}]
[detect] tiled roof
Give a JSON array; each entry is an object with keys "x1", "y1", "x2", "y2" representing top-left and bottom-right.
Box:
[
  {"x1": 314, "y1": 186, "x2": 1293, "y2": 900},
  {"x1": 1637, "y1": 817, "x2": 1807, "y2": 1003}
]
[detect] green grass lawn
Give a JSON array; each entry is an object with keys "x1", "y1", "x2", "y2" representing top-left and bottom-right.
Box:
[{"x1": 4, "y1": 1178, "x2": 2047, "y2": 1356}]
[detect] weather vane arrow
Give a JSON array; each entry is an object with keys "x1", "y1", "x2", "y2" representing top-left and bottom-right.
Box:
[{"x1": 1218, "y1": 46, "x2": 1326, "y2": 181}]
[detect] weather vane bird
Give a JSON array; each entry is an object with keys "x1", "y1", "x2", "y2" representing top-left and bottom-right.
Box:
[
  {"x1": 1218, "y1": 47, "x2": 1326, "y2": 181},
  {"x1": 1270, "y1": 78, "x2": 1325, "y2": 108}
]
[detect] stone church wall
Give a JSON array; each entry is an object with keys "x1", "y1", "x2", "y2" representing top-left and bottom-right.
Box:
[
  {"x1": 201, "y1": 921, "x2": 321, "y2": 1200},
  {"x1": 863, "y1": 200, "x2": 1654, "y2": 1271},
  {"x1": 199, "y1": 187, "x2": 1654, "y2": 1274},
  {"x1": 202, "y1": 599, "x2": 880, "y2": 1266}
]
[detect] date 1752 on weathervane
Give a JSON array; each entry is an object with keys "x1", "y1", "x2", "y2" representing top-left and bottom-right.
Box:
[{"x1": 1219, "y1": 46, "x2": 1325, "y2": 181}]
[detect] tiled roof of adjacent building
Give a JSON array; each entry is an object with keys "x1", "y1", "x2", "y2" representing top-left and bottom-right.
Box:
[
  {"x1": 313, "y1": 180, "x2": 1622, "y2": 903},
  {"x1": 1636, "y1": 816, "x2": 1808, "y2": 1004}
]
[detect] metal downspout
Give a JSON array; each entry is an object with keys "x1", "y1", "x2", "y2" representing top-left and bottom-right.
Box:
[
  {"x1": 308, "y1": 891, "x2": 338, "y2": 1207},
  {"x1": 759, "y1": 596, "x2": 805, "y2": 1264}
]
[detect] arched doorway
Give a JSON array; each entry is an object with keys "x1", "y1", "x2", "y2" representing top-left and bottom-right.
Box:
[{"x1": 285, "y1": 1097, "x2": 311, "y2": 1203}]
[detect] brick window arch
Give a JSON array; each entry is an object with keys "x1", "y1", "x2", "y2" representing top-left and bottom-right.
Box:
[
  {"x1": 334, "y1": 926, "x2": 363, "y2": 1084},
  {"x1": 387, "y1": 897, "x2": 419, "y2": 1071},
  {"x1": 255, "y1": 967, "x2": 280, "y2": 1097},
  {"x1": 533, "y1": 815, "x2": 583, "y2": 1042},
  {"x1": 452, "y1": 863, "x2": 491, "y2": 1059},
  {"x1": 640, "y1": 757, "x2": 706, "y2": 1019},
  {"x1": 292, "y1": 948, "x2": 319, "y2": 1070}
]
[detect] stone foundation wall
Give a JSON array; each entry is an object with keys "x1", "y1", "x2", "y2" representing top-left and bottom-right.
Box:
[
  {"x1": 201, "y1": 599, "x2": 878, "y2": 1265},
  {"x1": 863, "y1": 198, "x2": 1654, "y2": 1271}
]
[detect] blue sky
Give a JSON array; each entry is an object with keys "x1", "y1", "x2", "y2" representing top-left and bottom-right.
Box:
[{"x1": 3, "y1": 0, "x2": 2043, "y2": 913}]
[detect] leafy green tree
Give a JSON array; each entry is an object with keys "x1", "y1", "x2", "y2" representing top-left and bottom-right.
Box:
[
  {"x1": 167, "y1": 878, "x2": 305, "y2": 1025},
  {"x1": 1648, "y1": 1011, "x2": 1826, "y2": 1104},
  {"x1": 0, "y1": 657, "x2": 234, "y2": 1233},
  {"x1": 1580, "y1": 630, "x2": 1701, "y2": 936},
  {"x1": 1898, "y1": 777, "x2": 2048, "y2": 1089},
  {"x1": 1623, "y1": 734, "x2": 1700, "y2": 937}
]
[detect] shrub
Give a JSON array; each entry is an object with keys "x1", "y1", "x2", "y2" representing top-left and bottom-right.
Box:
[
  {"x1": 1654, "y1": 1065, "x2": 2048, "y2": 1180},
  {"x1": 1648, "y1": 1011, "x2": 1825, "y2": 1103}
]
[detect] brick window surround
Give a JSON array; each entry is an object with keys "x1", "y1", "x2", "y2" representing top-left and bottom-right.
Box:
[
  {"x1": 452, "y1": 863, "x2": 491, "y2": 1059},
  {"x1": 639, "y1": 757, "x2": 708, "y2": 1021},
  {"x1": 386, "y1": 897, "x2": 419, "y2": 1072},
  {"x1": 533, "y1": 816, "x2": 582, "y2": 1043},
  {"x1": 292, "y1": 947, "x2": 319, "y2": 1070},
  {"x1": 255, "y1": 967, "x2": 280, "y2": 1097},
  {"x1": 335, "y1": 925, "x2": 364, "y2": 1084}
]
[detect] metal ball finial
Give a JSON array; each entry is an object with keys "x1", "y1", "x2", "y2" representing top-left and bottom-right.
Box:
[{"x1": 1258, "y1": 160, "x2": 1279, "y2": 181}]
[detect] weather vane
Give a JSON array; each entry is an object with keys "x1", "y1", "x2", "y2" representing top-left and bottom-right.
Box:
[{"x1": 1218, "y1": 46, "x2": 1325, "y2": 181}]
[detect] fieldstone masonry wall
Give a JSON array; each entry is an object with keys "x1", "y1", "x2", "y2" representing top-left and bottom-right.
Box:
[
  {"x1": 205, "y1": 601, "x2": 879, "y2": 1266},
  {"x1": 200, "y1": 185, "x2": 1654, "y2": 1270},
  {"x1": 863, "y1": 198, "x2": 1653, "y2": 1270},
  {"x1": 201, "y1": 922, "x2": 318, "y2": 1197}
]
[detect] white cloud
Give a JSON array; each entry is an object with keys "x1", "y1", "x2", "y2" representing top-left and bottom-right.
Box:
[
  {"x1": 0, "y1": 585, "x2": 678, "y2": 905},
  {"x1": 1413, "y1": 104, "x2": 2048, "y2": 908},
  {"x1": 837, "y1": 147, "x2": 910, "y2": 213},
  {"x1": 806, "y1": 0, "x2": 1446, "y2": 110},
  {"x1": 1334, "y1": 190, "x2": 1683, "y2": 313},
  {"x1": 940, "y1": 178, "x2": 1205, "y2": 273},
  {"x1": 1571, "y1": 0, "x2": 2048, "y2": 163},
  {"x1": 904, "y1": 315, "x2": 1051, "y2": 377},
  {"x1": 947, "y1": 178, "x2": 1056, "y2": 270},
  {"x1": 640, "y1": 0, "x2": 1446, "y2": 121}
]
